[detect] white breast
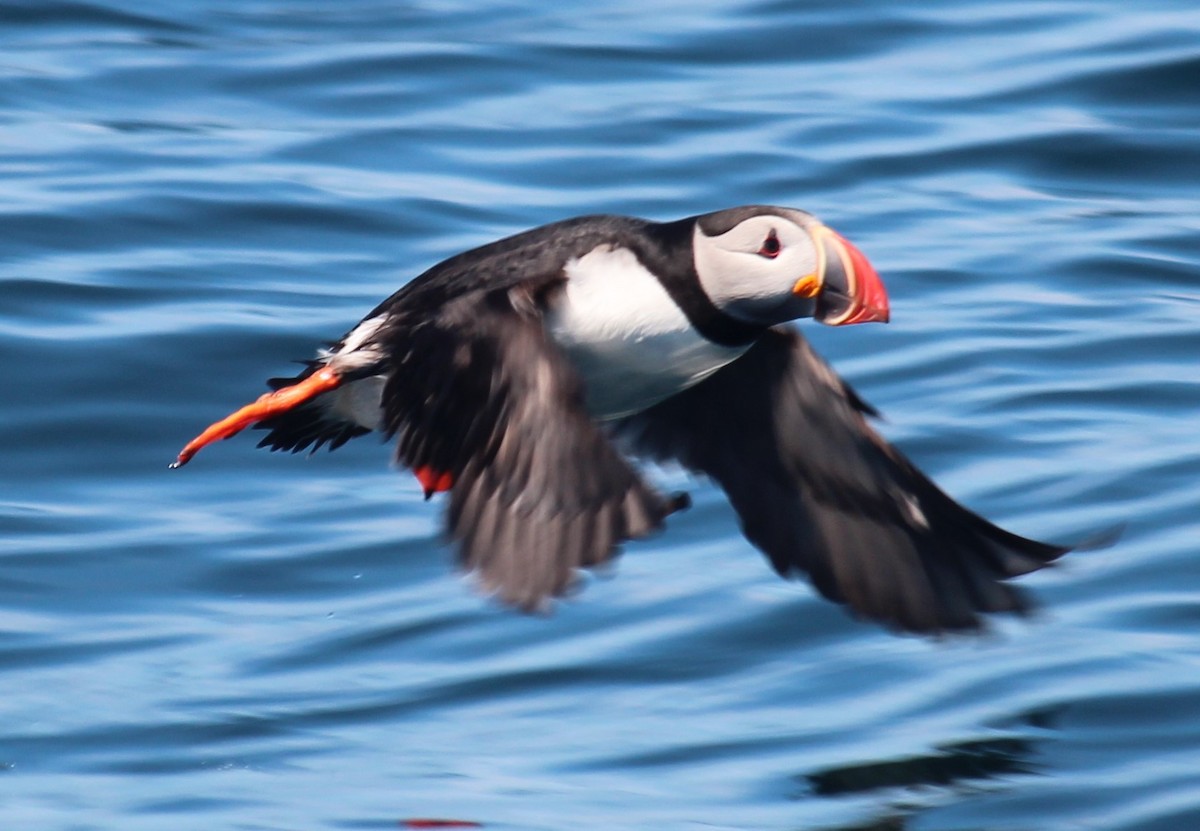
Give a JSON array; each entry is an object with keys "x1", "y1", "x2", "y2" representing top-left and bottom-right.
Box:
[{"x1": 545, "y1": 245, "x2": 747, "y2": 419}]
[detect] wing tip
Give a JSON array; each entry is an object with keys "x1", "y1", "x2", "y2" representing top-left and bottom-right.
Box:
[
  {"x1": 1069, "y1": 522, "x2": 1125, "y2": 553},
  {"x1": 903, "y1": 520, "x2": 1123, "y2": 637}
]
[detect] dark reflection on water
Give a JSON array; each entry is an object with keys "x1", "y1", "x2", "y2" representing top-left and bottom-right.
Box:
[
  {"x1": 798, "y1": 707, "x2": 1064, "y2": 830},
  {"x1": 4, "y1": 1, "x2": 1200, "y2": 829},
  {"x1": 806, "y1": 734, "x2": 1040, "y2": 797}
]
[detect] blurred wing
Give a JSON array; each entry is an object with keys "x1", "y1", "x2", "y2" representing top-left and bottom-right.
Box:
[
  {"x1": 617, "y1": 327, "x2": 1068, "y2": 634},
  {"x1": 380, "y1": 282, "x2": 681, "y2": 610}
]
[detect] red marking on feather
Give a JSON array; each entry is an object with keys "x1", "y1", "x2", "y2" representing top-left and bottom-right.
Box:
[
  {"x1": 169, "y1": 367, "x2": 342, "y2": 468},
  {"x1": 414, "y1": 466, "x2": 454, "y2": 499}
]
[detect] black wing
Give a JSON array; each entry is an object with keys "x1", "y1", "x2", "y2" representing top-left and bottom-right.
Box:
[
  {"x1": 379, "y1": 281, "x2": 683, "y2": 610},
  {"x1": 616, "y1": 327, "x2": 1069, "y2": 634}
]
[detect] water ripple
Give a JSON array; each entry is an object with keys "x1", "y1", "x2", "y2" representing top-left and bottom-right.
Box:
[{"x1": 3, "y1": 1, "x2": 1199, "y2": 829}]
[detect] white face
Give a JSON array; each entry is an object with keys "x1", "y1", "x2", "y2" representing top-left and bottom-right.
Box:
[{"x1": 692, "y1": 209, "x2": 823, "y2": 325}]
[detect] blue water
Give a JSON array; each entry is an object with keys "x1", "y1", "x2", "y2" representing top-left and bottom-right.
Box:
[{"x1": 3, "y1": 2, "x2": 1199, "y2": 828}]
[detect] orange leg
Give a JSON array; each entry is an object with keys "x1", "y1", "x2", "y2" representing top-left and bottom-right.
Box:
[{"x1": 169, "y1": 367, "x2": 343, "y2": 468}]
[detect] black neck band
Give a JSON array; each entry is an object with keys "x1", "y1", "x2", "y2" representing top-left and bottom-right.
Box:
[{"x1": 635, "y1": 219, "x2": 763, "y2": 348}]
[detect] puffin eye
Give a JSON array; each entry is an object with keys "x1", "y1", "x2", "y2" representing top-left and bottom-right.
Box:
[{"x1": 757, "y1": 230, "x2": 781, "y2": 259}]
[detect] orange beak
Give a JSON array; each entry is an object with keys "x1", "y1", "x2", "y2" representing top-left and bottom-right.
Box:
[{"x1": 810, "y1": 226, "x2": 890, "y2": 326}]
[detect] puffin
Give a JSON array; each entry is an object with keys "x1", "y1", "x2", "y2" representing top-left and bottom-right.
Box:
[{"x1": 172, "y1": 206, "x2": 1075, "y2": 634}]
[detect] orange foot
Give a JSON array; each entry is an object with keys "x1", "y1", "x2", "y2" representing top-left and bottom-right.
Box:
[
  {"x1": 170, "y1": 367, "x2": 342, "y2": 468},
  {"x1": 414, "y1": 465, "x2": 455, "y2": 500}
]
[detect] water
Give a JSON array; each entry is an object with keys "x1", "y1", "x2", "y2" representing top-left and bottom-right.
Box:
[{"x1": 3, "y1": 2, "x2": 1199, "y2": 828}]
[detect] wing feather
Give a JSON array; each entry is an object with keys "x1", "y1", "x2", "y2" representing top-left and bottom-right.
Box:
[
  {"x1": 379, "y1": 283, "x2": 681, "y2": 610},
  {"x1": 617, "y1": 327, "x2": 1069, "y2": 634}
]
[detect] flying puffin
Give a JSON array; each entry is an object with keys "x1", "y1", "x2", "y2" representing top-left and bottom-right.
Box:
[{"x1": 172, "y1": 206, "x2": 1075, "y2": 634}]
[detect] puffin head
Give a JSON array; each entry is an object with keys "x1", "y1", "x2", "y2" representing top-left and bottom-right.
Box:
[{"x1": 691, "y1": 206, "x2": 889, "y2": 327}]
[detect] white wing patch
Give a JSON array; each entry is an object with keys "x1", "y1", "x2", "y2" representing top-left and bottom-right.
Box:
[{"x1": 326, "y1": 315, "x2": 388, "y2": 372}]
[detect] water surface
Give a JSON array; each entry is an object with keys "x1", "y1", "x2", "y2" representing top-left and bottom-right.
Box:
[{"x1": 3, "y1": 2, "x2": 1199, "y2": 829}]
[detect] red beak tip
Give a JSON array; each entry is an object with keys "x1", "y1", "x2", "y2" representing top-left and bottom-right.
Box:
[{"x1": 824, "y1": 229, "x2": 890, "y2": 326}]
